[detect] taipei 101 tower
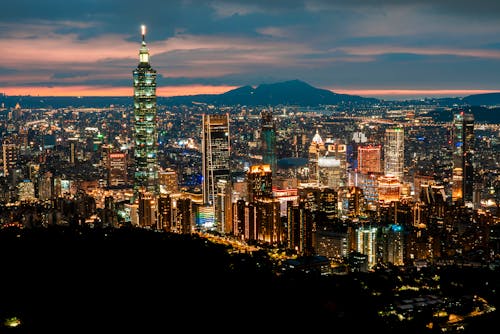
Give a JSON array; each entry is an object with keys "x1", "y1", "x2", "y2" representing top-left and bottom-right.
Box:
[{"x1": 133, "y1": 25, "x2": 158, "y2": 196}]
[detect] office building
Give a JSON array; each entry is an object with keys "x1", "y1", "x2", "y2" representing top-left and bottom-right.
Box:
[
  {"x1": 358, "y1": 145, "x2": 382, "y2": 174},
  {"x1": 261, "y1": 109, "x2": 277, "y2": 180},
  {"x1": 201, "y1": 113, "x2": 230, "y2": 229},
  {"x1": 384, "y1": 127, "x2": 404, "y2": 181},
  {"x1": 452, "y1": 111, "x2": 474, "y2": 205},
  {"x1": 247, "y1": 164, "x2": 273, "y2": 202}
]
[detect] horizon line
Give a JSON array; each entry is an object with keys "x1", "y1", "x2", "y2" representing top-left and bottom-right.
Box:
[{"x1": 1, "y1": 85, "x2": 499, "y2": 100}]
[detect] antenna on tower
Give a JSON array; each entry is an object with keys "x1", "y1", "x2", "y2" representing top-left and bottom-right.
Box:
[{"x1": 141, "y1": 25, "x2": 146, "y2": 42}]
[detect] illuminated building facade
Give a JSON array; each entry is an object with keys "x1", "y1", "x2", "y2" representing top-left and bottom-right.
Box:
[
  {"x1": 308, "y1": 130, "x2": 325, "y2": 185},
  {"x1": 159, "y1": 168, "x2": 179, "y2": 194},
  {"x1": 215, "y1": 178, "x2": 232, "y2": 234},
  {"x1": 108, "y1": 152, "x2": 128, "y2": 187},
  {"x1": 247, "y1": 164, "x2": 273, "y2": 202},
  {"x1": 201, "y1": 113, "x2": 231, "y2": 229},
  {"x1": 378, "y1": 175, "x2": 401, "y2": 203},
  {"x1": 358, "y1": 145, "x2": 382, "y2": 174},
  {"x1": 384, "y1": 127, "x2": 404, "y2": 181},
  {"x1": 133, "y1": 25, "x2": 158, "y2": 195},
  {"x1": 319, "y1": 140, "x2": 347, "y2": 189},
  {"x1": 261, "y1": 109, "x2": 277, "y2": 179},
  {"x1": 2, "y1": 138, "x2": 18, "y2": 177},
  {"x1": 452, "y1": 111, "x2": 474, "y2": 205},
  {"x1": 355, "y1": 226, "x2": 378, "y2": 270},
  {"x1": 138, "y1": 190, "x2": 156, "y2": 228},
  {"x1": 255, "y1": 198, "x2": 282, "y2": 244}
]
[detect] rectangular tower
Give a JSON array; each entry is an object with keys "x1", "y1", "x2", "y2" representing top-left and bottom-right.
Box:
[
  {"x1": 452, "y1": 111, "x2": 474, "y2": 205},
  {"x1": 261, "y1": 109, "x2": 277, "y2": 180},
  {"x1": 384, "y1": 127, "x2": 404, "y2": 181},
  {"x1": 202, "y1": 113, "x2": 231, "y2": 230}
]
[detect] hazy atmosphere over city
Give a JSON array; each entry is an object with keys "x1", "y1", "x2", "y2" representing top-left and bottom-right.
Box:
[{"x1": 1, "y1": 0, "x2": 500, "y2": 99}]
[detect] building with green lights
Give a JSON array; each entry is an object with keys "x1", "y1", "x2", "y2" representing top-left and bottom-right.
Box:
[
  {"x1": 261, "y1": 109, "x2": 277, "y2": 181},
  {"x1": 133, "y1": 25, "x2": 158, "y2": 195}
]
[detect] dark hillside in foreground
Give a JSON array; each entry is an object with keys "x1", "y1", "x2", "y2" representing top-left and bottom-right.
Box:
[{"x1": 0, "y1": 225, "x2": 498, "y2": 333}]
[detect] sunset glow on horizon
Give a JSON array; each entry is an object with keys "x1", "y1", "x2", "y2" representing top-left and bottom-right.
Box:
[
  {"x1": 2, "y1": 86, "x2": 497, "y2": 100},
  {"x1": 1, "y1": 1, "x2": 499, "y2": 98},
  {"x1": 0, "y1": 85, "x2": 239, "y2": 97}
]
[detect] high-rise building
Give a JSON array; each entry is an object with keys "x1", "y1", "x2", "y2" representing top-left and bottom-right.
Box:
[
  {"x1": 201, "y1": 113, "x2": 230, "y2": 229},
  {"x1": 247, "y1": 164, "x2": 273, "y2": 202},
  {"x1": 2, "y1": 138, "x2": 18, "y2": 177},
  {"x1": 159, "y1": 168, "x2": 179, "y2": 194},
  {"x1": 452, "y1": 111, "x2": 474, "y2": 205},
  {"x1": 138, "y1": 190, "x2": 156, "y2": 228},
  {"x1": 308, "y1": 130, "x2": 325, "y2": 185},
  {"x1": 355, "y1": 226, "x2": 378, "y2": 270},
  {"x1": 133, "y1": 25, "x2": 158, "y2": 195},
  {"x1": 261, "y1": 109, "x2": 277, "y2": 180},
  {"x1": 378, "y1": 175, "x2": 401, "y2": 203},
  {"x1": 358, "y1": 145, "x2": 382, "y2": 174},
  {"x1": 108, "y1": 152, "x2": 128, "y2": 187},
  {"x1": 287, "y1": 201, "x2": 315, "y2": 256},
  {"x1": 319, "y1": 140, "x2": 347, "y2": 189},
  {"x1": 384, "y1": 127, "x2": 404, "y2": 181}
]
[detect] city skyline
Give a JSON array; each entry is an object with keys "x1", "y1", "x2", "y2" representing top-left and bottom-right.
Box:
[{"x1": 1, "y1": 0, "x2": 499, "y2": 100}]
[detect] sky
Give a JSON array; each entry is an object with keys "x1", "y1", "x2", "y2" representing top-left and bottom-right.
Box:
[{"x1": 1, "y1": 0, "x2": 499, "y2": 100}]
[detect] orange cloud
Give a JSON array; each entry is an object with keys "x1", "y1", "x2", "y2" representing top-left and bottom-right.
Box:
[{"x1": 338, "y1": 46, "x2": 500, "y2": 59}]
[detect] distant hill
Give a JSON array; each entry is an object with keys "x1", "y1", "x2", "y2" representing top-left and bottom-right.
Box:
[
  {"x1": 434, "y1": 92, "x2": 500, "y2": 107},
  {"x1": 427, "y1": 105, "x2": 500, "y2": 124},
  {"x1": 0, "y1": 80, "x2": 379, "y2": 109},
  {"x1": 462, "y1": 92, "x2": 500, "y2": 106},
  {"x1": 162, "y1": 79, "x2": 380, "y2": 106}
]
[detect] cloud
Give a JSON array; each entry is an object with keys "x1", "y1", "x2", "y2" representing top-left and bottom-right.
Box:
[{"x1": 1, "y1": 0, "x2": 499, "y2": 94}]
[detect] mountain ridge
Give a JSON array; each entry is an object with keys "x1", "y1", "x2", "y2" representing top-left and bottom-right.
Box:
[
  {"x1": 1, "y1": 81, "x2": 499, "y2": 108},
  {"x1": 163, "y1": 79, "x2": 379, "y2": 106}
]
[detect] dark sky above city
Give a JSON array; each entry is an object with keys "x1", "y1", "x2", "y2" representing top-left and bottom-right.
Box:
[{"x1": 1, "y1": 0, "x2": 499, "y2": 98}]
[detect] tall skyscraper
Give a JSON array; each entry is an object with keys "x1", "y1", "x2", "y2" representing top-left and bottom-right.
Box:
[
  {"x1": 261, "y1": 109, "x2": 277, "y2": 180},
  {"x1": 202, "y1": 113, "x2": 231, "y2": 229},
  {"x1": 133, "y1": 25, "x2": 158, "y2": 195},
  {"x1": 384, "y1": 127, "x2": 404, "y2": 181},
  {"x1": 452, "y1": 111, "x2": 474, "y2": 205}
]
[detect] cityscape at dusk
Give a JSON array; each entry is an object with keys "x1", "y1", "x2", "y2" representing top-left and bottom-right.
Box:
[{"x1": 0, "y1": 0, "x2": 499, "y2": 333}]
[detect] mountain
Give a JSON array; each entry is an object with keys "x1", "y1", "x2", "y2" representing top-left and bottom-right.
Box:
[
  {"x1": 162, "y1": 79, "x2": 379, "y2": 106},
  {"x1": 0, "y1": 81, "x2": 377, "y2": 108},
  {"x1": 462, "y1": 92, "x2": 500, "y2": 106},
  {"x1": 427, "y1": 105, "x2": 500, "y2": 124}
]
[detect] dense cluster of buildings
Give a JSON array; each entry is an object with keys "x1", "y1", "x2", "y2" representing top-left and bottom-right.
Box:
[{"x1": 0, "y1": 27, "x2": 498, "y2": 274}]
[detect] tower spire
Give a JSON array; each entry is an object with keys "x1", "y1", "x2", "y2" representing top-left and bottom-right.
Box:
[{"x1": 138, "y1": 25, "x2": 150, "y2": 64}]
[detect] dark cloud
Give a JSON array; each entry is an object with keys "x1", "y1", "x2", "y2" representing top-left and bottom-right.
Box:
[{"x1": 1, "y1": 0, "x2": 499, "y2": 92}]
